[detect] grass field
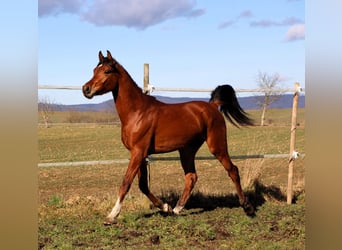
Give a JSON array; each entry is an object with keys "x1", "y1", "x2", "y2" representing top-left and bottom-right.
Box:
[{"x1": 38, "y1": 109, "x2": 305, "y2": 249}]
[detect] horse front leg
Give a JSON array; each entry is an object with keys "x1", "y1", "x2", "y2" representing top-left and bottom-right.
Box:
[
  {"x1": 138, "y1": 159, "x2": 172, "y2": 213},
  {"x1": 104, "y1": 151, "x2": 142, "y2": 225}
]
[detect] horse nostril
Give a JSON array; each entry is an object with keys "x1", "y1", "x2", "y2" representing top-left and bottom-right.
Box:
[
  {"x1": 83, "y1": 85, "x2": 90, "y2": 94},
  {"x1": 82, "y1": 85, "x2": 93, "y2": 98}
]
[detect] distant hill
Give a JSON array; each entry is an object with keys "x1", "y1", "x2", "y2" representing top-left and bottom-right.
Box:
[
  {"x1": 51, "y1": 94, "x2": 305, "y2": 112},
  {"x1": 238, "y1": 94, "x2": 305, "y2": 110}
]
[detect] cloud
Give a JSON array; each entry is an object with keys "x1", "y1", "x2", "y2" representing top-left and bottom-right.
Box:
[
  {"x1": 38, "y1": 0, "x2": 85, "y2": 17},
  {"x1": 250, "y1": 17, "x2": 303, "y2": 27},
  {"x1": 249, "y1": 17, "x2": 304, "y2": 42},
  {"x1": 238, "y1": 10, "x2": 253, "y2": 19},
  {"x1": 218, "y1": 20, "x2": 236, "y2": 29},
  {"x1": 218, "y1": 10, "x2": 253, "y2": 29},
  {"x1": 284, "y1": 24, "x2": 305, "y2": 42},
  {"x1": 39, "y1": 0, "x2": 205, "y2": 29},
  {"x1": 188, "y1": 8, "x2": 206, "y2": 18},
  {"x1": 82, "y1": 0, "x2": 205, "y2": 29}
]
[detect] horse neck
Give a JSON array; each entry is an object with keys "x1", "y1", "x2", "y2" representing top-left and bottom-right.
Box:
[{"x1": 113, "y1": 68, "x2": 147, "y2": 123}]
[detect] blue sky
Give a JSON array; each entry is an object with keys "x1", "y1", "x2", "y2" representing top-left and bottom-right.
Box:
[{"x1": 38, "y1": 0, "x2": 304, "y2": 105}]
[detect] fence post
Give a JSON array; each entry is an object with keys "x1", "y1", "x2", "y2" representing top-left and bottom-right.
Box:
[
  {"x1": 143, "y1": 63, "x2": 152, "y2": 191},
  {"x1": 287, "y1": 82, "x2": 300, "y2": 204},
  {"x1": 143, "y1": 63, "x2": 150, "y2": 94}
]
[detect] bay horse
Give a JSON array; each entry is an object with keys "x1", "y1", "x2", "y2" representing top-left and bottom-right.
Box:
[{"x1": 82, "y1": 50, "x2": 255, "y2": 225}]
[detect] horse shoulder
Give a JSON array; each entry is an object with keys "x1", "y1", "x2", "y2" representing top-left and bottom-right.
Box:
[{"x1": 120, "y1": 107, "x2": 158, "y2": 150}]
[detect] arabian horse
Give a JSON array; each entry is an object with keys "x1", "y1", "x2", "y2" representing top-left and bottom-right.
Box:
[{"x1": 82, "y1": 50, "x2": 255, "y2": 225}]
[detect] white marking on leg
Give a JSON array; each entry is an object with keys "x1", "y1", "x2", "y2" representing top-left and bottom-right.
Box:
[
  {"x1": 173, "y1": 205, "x2": 184, "y2": 215},
  {"x1": 162, "y1": 203, "x2": 171, "y2": 213},
  {"x1": 108, "y1": 198, "x2": 122, "y2": 219}
]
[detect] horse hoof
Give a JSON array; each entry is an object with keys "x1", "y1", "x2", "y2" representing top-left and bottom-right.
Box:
[
  {"x1": 161, "y1": 203, "x2": 173, "y2": 214},
  {"x1": 172, "y1": 205, "x2": 184, "y2": 215},
  {"x1": 103, "y1": 217, "x2": 117, "y2": 226},
  {"x1": 162, "y1": 203, "x2": 172, "y2": 213},
  {"x1": 243, "y1": 201, "x2": 255, "y2": 217}
]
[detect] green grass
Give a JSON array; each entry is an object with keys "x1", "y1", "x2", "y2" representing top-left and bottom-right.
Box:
[
  {"x1": 38, "y1": 161, "x2": 305, "y2": 249},
  {"x1": 38, "y1": 108, "x2": 305, "y2": 163},
  {"x1": 38, "y1": 174, "x2": 305, "y2": 249},
  {"x1": 38, "y1": 108, "x2": 305, "y2": 249},
  {"x1": 38, "y1": 124, "x2": 129, "y2": 162}
]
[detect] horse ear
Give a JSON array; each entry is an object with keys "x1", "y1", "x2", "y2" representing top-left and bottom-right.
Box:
[
  {"x1": 99, "y1": 51, "x2": 104, "y2": 63},
  {"x1": 107, "y1": 50, "x2": 113, "y2": 61}
]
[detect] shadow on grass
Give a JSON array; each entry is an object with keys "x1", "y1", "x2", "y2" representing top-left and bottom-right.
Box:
[{"x1": 150, "y1": 180, "x2": 302, "y2": 217}]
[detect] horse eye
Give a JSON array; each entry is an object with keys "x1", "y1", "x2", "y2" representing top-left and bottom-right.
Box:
[{"x1": 104, "y1": 69, "x2": 112, "y2": 74}]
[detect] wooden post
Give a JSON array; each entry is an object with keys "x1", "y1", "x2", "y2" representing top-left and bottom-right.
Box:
[
  {"x1": 143, "y1": 63, "x2": 152, "y2": 192},
  {"x1": 287, "y1": 82, "x2": 300, "y2": 204},
  {"x1": 143, "y1": 63, "x2": 150, "y2": 94}
]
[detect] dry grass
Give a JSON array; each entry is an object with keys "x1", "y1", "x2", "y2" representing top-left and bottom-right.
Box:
[
  {"x1": 239, "y1": 135, "x2": 266, "y2": 189},
  {"x1": 241, "y1": 158, "x2": 264, "y2": 189}
]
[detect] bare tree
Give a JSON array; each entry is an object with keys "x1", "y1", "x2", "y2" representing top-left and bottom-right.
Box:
[
  {"x1": 38, "y1": 96, "x2": 58, "y2": 128},
  {"x1": 255, "y1": 71, "x2": 285, "y2": 126}
]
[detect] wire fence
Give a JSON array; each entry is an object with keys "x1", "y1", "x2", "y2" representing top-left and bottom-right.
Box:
[{"x1": 38, "y1": 84, "x2": 304, "y2": 93}]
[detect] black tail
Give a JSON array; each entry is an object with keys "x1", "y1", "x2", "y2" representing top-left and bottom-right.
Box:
[{"x1": 210, "y1": 85, "x2": 254, "y2": 127}]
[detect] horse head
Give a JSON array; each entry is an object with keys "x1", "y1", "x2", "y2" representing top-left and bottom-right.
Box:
[{"x1": 82, "y1": 50, "x2": 120, "y2": 99}]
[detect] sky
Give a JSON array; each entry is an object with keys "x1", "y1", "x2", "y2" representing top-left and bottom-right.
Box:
[{"x1": 38, "y1": 0, "x2": 305, "y2": 105}]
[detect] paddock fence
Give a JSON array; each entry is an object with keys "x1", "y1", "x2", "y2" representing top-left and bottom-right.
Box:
[{"x1": 38, "y1": 63, "x2": 305, "y2": 203}]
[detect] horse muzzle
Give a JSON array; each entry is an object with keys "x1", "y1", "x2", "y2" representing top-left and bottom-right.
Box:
[{"x1": 82, "y1": 84, "x2": 94, "y2": 99}]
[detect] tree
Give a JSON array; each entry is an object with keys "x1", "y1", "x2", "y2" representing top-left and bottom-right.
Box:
[
  {"x1": 38, "y1": 96, "x2": 58, "y2": 128},
  {"x1": 255, "y1": 71, "x2": 285, "y2": 126}
]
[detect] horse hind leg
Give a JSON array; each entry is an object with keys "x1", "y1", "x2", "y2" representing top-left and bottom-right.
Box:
[
  {"x1": 138, "y1": 159, "x2": 172, "y2": 213},
  {"x1": 207, "y1": 136, "x2": 255, "y2": 216},
  {"x1": 217, "y1": 153, "x2": 254, "y2": 215},
  {"x1": 173, "y1": 148, "x2": 199, "y2": 215}
]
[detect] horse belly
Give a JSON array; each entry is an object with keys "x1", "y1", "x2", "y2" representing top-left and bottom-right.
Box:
[{"x1": 152, "y1": 121, "x2": 204, "y2": 153}]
